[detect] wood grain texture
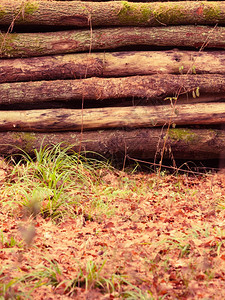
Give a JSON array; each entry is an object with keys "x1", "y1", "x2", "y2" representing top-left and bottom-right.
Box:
[
  {"x1": 1, "y1": 50, "x2": 225, "y2": 83},
  {"x1": 0, "y1": 1, "x2": 224, "y2": 27},
  {"x1": 1, "y1": 102, "x2": 225, "y2": 132},
  {"x1": 1, "y1": 128, "x2": 225, "y2": 160},
  {"x1": 1, "y1": 26, "x2": 225, "y2": 58},
  {"x1": 0, "y1": 74, "x2": 224, "y2": 105}
]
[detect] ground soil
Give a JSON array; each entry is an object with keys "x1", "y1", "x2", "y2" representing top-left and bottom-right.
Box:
[{"x1": 1, "y1": 165, "x2": 225, "y2": 299}]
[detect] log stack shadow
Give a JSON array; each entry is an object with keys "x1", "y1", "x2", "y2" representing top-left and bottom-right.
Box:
[{"x1": 0, "y1": 0, "x2": 225, "y2": 163}]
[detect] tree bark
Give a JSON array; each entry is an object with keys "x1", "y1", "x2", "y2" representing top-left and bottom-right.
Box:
[
  {"x1": 0, "y1": 1, "x2": 224, "y2": 27},
  {"x1": 1, "y1": 128, "x2": 225, "y2": 160},
  {"x1": 38, "y1": 0, "x2": 204, "y2": 2},
  {"x1": 0, "y1": 74, "x2": 225, "y2": 105},
  {"x1": 1, "y1": 50, "x2": 225, "y2": 83},
  {"x1": 1, "y1": 26, "x2": 225, "y2": 58},
  {"x1": 1, "y1": 103, "x2": 225, "y2": 132}
]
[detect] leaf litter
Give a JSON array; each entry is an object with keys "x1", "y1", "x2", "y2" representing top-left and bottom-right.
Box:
[{"x1": 1, "y1": 157, "x2": 225, "y2": 299}]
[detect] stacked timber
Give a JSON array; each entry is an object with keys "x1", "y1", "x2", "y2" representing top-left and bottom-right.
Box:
[{"x1": 0, "y1": 0, "x2": 225, "y2": 161}]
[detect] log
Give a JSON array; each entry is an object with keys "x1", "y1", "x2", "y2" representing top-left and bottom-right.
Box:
[
  {"x1": 0, "y1": 74, "x2": 225, "y2": 105},
  {"x1": 39, "y1": 0, "x2": 203, "y2": 2},
  {"x1": 1, "y1": 103, "x2": 225, "y2": 132},
  {"x1": 1, "y1": 94, "x2": 224, "y2": 111},
  {"x1": 1, "y1": 26, "x2": 225, "y2": 58},
  {"x1": 0, "y1": 1, "x2": 224, "y2": 27},
  {"x1": 1, "y1": 50, "x2": 225, "y2": 83},
  {"x1": 1, "y1": 128, "x2": 225, "y2": 160}
]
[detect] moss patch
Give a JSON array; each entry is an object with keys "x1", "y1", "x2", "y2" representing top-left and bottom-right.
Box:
[
  {"x1": 0, "y1": 5, "x2": 6, "y2": 19},
  {"x1": 16, "y1": 1, "x2": 39, "y2": 23},
  {"x1": 0, "y1": 34, "x2": 18, "y2": 58},
  {"x1": 168, "y1": 129, "x2": 198, "y2": 144},
  {"x1": 153, "y1": 4, "x2": 185, "y2": 25},
  {"x1": 117, "y1": 2, "x2": 153, "y2": 25},
  {"x1": 0, "y1": 32, "x2": 47, "y2": 58},
  {"x1": 22, "y1": 1, "x2": 39, "y2": 15},
  {"x1": 203, "y1": 3, "x2": 221, "y2": 22},
  {"x1": 117, "y1": 2, "x2": 188, "y2": 26},
  {"x1": 12, "y1": 132, "x2": 36, "y2": 153},
  {"x1": 139, "y1": 5, "x2": 153, "y2": 23}
]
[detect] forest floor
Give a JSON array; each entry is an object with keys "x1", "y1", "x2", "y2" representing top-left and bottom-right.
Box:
[{"x1": 1, "y1": 150, "x2": 225, "y2": 299}]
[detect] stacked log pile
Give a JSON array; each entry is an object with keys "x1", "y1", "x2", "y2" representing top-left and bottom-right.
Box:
[{"x1": 0, "y1": 0, "x2": 225, "y2": 161}]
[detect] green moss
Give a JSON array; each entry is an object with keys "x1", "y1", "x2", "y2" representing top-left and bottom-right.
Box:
[
  {"x1": 0, "y1": 32, "x2": 47, "y2": 58},
  {"x1": 203, "y1": 3, "x2": 221, "y2": 22},
  {"x1": 117, "y1": 2, "x2": 138, "y2": 23},
  {"x1": 117, "y1": 2, "x2": 188, "y2": 26},
  {"x1": 153, "y1": 4, "x2": 185, "y2": 25},
  {"x1": 168, "y1": 129, "x2": 198, "y2": 144},
  {"x1": 0, "y1": 33, "x2": 30, "y2": 58},
  {"x1": 12, "y1": 132, "x2": 36, "y2": 153},
  {"x1": 0, "y1": 6, "x2": 6, "y2": 19},
  {"x1": 16, "y1": 1, "x2": 39, "y2": 23},
  {"x1": 0, "y1": 34, "x2": 17, "y2": 57},
  {"x1": 139, "y1": 5, "x2": 152, "y2": 23},
  {"x1": 120, "y1": 1, "x2": 133, "y2": 14},
  {"x1": 22, "y1": 1, "x2": 39, "y2": 15},
  {"x1": 117, "y1": 2, "x2": 153, "y2": 25}
]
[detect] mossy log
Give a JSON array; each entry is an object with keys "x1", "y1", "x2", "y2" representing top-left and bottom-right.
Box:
[
  {"x1": 1, "y1": 74, "x2": 225, "y2": 105},
  {"x1": 1, "y1": 26, "x2": 225, "y2": 58},
  {"x1": 1, "y1": 128, "x2": 225, "y2": 160},
  {"x1": 1, "y1": 50, "x2": 225, "y2": 83},
  {"x1": 1, "y1": 103, "x2": 225, "y2": 132},
  {"x1": 0, "y1": 1, "x2": 224, "y2": 27}
]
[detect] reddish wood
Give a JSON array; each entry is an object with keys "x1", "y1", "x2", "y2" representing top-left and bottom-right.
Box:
[{"x1": 1, "y1": 26, "x2": 225, "y2": 58}]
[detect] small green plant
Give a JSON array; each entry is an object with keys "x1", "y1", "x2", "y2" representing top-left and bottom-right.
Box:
[
  {"x1": 0, "y1": 278, "x2": 23, "y2": 299},
  {"x1": 164, "y1": 96, "x2": 178, "y2": 104},
  {"x1": 0, "y1": 268, "x2": 31, "y2": 300},
  {"x1": 70, "y1": 260, "x2": 111, "y2": 292},
  {"x1": 179, "y1": 243, "x2": 191, "y2": 258},
  {"x1": 60, "y1": 260, "x2": 155, "y2": 298},
  {"x1": 192, "y1": 86, "x2": 200, "y2": 98},
  {"x1": 119, "y1": 277, "x2": 155, "y2": 300},
  {"x1": 19, "y1": 259, "x2": 63, "y2": 290},
  {"x1": 179, "y1": 65, "x2": 184, "y2": 74},
  {"x1": 0, "y1": 231, "x2": 22, "y2": 249},
  {"x1": 1, "y1": 144, "x2": 112, "y2": 221},
  {"x1": 192, "y1": 65, "x2": 196, "y2": 74},
  {"x1": 55, "y1": 260, "x2": 116, "y2": 296}
]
